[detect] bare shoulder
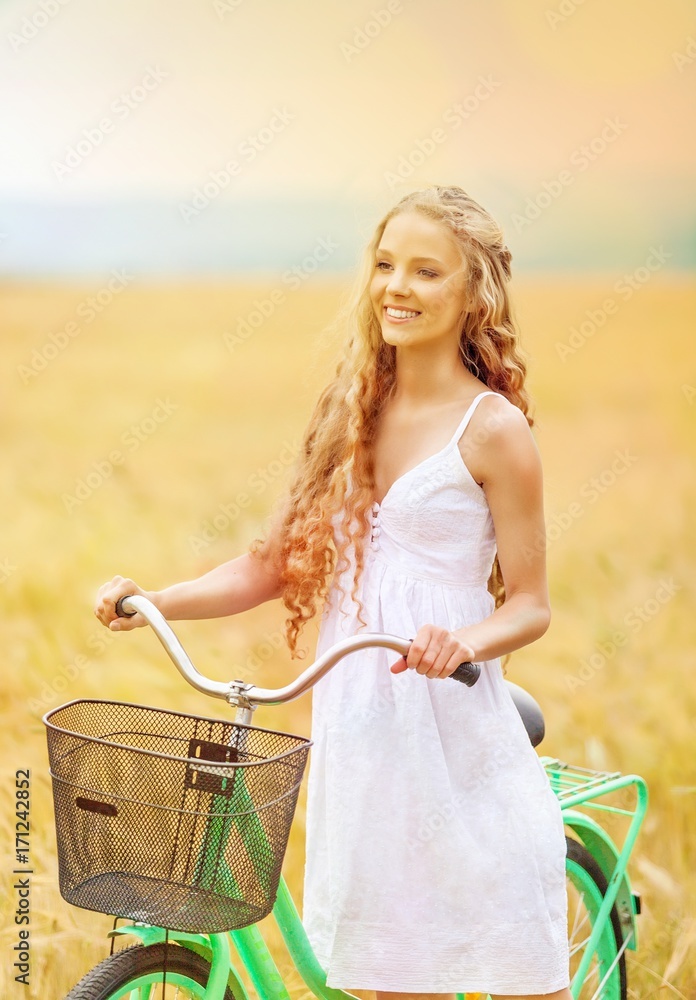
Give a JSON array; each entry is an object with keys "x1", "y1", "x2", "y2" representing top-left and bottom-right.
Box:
[{"x1": 460, "y1": 392, "x2": 540, "y2": 486}]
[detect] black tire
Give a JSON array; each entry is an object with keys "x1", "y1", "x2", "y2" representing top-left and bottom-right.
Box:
[
  {"x1": 64, "y1": 942, "x2": 236, "y2": 999},
  {"x1": 565, "y1": 836, "x2": 627, "y2": 1000}
]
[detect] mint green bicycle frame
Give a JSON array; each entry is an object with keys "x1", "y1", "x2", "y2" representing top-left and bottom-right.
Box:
[{"x1": 101, "y1": 596, "x2": 647, "y2": 1000}]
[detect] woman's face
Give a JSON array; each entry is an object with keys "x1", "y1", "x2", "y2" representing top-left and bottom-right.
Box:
[{"x1": 369, "y1": 210, "x2": 468, "y2": 350}]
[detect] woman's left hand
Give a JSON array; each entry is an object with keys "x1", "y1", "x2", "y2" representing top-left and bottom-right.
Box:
[{"x1": 390, "y1": 624, "x2": 476, "y2": 679}]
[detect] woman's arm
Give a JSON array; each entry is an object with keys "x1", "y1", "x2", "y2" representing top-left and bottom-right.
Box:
[
  {"x1": 454, "y1": 399, "x2": 550, "y2": 658},
  {"x1": 393, "y1": 396, "x2": 550, "y2": 677},
  {"x1": 95, "y1": 504, "x2": 287, "y2": 631}
]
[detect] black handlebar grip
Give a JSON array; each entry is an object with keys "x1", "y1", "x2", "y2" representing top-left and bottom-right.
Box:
[
  {"x1": 450, "y1": 661, "x2": 481, "y2": 687},
  {"x1": 115, "y1": 596, "x2": 137, "y2": 618},
  {"x1": 404, "y1": 640, "x2": 481, "y2": 687}
]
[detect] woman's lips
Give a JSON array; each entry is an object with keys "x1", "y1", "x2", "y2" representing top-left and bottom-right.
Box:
[{"x1": 384, "y1": 305, "x2": 421, "y2": 323}]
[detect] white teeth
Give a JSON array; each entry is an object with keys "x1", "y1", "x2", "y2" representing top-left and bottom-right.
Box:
[{"x1": 386, "y1": 307, "x2": 420, "y2": 319}]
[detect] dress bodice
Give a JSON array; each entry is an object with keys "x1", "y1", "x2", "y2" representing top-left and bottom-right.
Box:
[
  {"x1": 363, "y1": 390, "x2": 499, "y2": 588},
  {"x1": 367, "y1": 436, "x2": 496, "y2": 588}
]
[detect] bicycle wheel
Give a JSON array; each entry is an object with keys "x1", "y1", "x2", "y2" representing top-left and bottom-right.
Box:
[
  {"x1": 565, "y1": 836, "x2": 627, "y2": 1000},
  {"x1": 64, "y1": 943, "x2": 237, "y2": 999}
]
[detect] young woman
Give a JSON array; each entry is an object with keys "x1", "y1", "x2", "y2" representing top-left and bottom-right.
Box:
[{"x1": 95, "y1": 185, "x2": 572, "y2": 999}]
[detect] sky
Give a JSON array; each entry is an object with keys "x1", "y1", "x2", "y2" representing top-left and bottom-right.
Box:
[{"x1": 0, "y1": 0, "x2": 694, "y2": 274}]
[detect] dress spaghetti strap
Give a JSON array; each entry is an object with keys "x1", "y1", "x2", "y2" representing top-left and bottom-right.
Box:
[{"x1": 448, "y1": 390, "x2": 501, "y2": 445}]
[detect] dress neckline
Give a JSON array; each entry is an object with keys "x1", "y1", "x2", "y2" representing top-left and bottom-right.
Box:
[
  {"x1": 372, "y1": 390, "x2": 499, "y2": 507},
  {"x1": 373, "y1": 443, "x2": 455, "y2": 508}
]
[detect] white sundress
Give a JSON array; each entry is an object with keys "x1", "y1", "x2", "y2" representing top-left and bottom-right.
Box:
[{"x1": 302, "y1": 390, "x2": 570, "y2": 995}]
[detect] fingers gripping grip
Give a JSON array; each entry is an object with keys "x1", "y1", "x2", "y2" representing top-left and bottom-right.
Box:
[{"x1": 403, "y1": 647, "x2": 480, "y2": 686}]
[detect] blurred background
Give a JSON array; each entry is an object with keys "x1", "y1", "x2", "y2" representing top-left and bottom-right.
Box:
[{"x1": 1, "y1": 0, "x2": 695, "y2": 996}]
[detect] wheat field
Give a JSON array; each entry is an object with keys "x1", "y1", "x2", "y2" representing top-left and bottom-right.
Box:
[{"x1": 1, "y1": 276, "x2": 694, "y2": 998}]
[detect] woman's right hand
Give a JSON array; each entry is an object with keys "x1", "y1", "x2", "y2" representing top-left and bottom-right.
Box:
[{"x1": 94, "y1": 575, "x2": 157, "y2": 632}]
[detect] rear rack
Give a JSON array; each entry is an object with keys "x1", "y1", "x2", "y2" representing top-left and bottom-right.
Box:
[
  {"x1": 542, "y1": 756, "x2": 647, "y2": 819},
  {"x1": 543, "y1": 758, "x2": 621, "y2": 800}
]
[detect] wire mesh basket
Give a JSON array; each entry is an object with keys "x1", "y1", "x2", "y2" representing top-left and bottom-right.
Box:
[{"x1": 44, "y1": 699, "x2": 312, "y2": 933}]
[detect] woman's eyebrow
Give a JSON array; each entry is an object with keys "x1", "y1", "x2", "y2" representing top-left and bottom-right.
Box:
[{"x1": 375, "y1": 248, "x2": 444, "y2": 266}]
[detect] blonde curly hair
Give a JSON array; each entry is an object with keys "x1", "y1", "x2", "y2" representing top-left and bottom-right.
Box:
[{"x1": 250, "y1": 185, "x2": 532, "y2": 658}]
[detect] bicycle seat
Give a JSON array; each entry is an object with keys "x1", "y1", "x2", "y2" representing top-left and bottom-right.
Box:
[{"x1": 505, "y1": 681, "x2": 545, "y2": 747}]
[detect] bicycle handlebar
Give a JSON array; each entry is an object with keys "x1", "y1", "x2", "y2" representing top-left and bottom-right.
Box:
[{"x1": 115, "y1": 594, "x2": 480, "y2": 708}]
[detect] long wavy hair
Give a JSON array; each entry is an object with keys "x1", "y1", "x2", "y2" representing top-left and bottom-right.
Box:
[{"x1": 250, "y1": 185, "x2": 533, "y2": 658}]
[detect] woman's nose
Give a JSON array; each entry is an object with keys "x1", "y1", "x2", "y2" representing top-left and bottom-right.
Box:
[{"x1": 386, "y1": 269, "x2": 410, "y2": 296}]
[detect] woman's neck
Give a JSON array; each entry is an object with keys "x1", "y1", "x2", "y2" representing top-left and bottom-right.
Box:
[{"x1": 391, "y1": 345, "x2": 479, "y2": 407}]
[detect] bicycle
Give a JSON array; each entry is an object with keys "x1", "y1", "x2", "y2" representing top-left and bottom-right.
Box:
[{"x1": 44, "y1": 594, "x2": 648, "y2": 1000}]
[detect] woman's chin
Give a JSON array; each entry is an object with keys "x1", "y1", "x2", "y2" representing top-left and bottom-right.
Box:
[{"x1": 379, "y1": 323, "x2": 424, "y2": 348}]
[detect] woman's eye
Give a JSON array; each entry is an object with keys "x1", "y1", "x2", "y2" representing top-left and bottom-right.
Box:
[{"x1": 375, "y1": 261, "x2": 437, "y2": 278}]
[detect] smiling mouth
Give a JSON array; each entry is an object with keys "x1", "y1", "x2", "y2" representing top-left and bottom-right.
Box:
[{"x1": 384, "y1": 306, "x2": 421, "y2": 321}]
